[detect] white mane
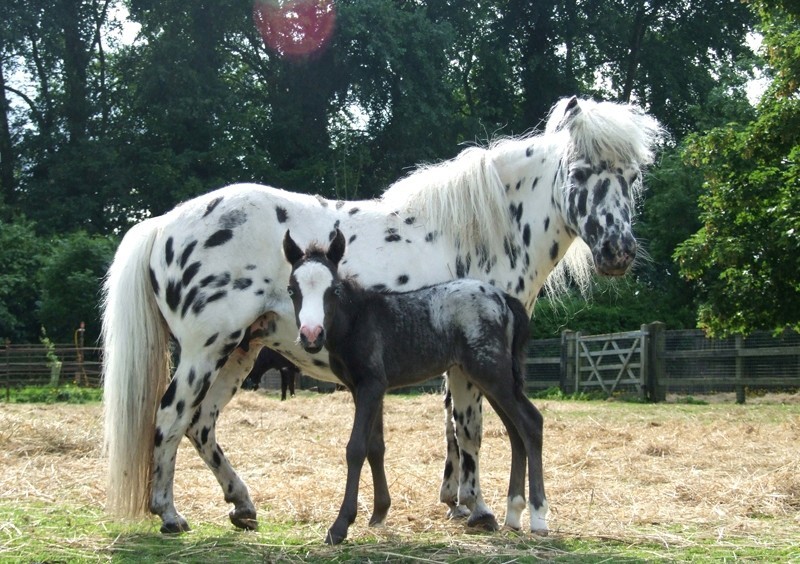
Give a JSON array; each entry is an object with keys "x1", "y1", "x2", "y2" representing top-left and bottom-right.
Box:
[
  {"x1": 381, "y1": 97, "x2": 664, "y2": 301},
  {"x1": 381, "y1": 146, "x2": 511, "y2": 258}
]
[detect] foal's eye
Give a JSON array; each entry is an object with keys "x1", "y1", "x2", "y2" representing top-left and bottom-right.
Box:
[
  {"x1": 286, "y1": 286, "x2": 294, "y2": 297},
  {"x1": 334, "y1": 286, "x2": 343, "y2": 297}
]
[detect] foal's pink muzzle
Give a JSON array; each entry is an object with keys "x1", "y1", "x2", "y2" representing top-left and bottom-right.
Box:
[{"x1": 299, "y1": 324, "x2": 325, "y2": 353}]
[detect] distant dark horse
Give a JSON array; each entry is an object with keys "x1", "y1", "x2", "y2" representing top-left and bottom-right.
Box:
[
  {"x1": 241, "y1": 348, "x2": 300, "y2": 400},
  {"x1": 284, "y1": 229, "x2": 546, "y2": 544}
]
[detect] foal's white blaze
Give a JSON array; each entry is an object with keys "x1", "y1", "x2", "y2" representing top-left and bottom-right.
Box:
[{"x1": 294, "y1": 261, "x2": 334, "y2": 342}]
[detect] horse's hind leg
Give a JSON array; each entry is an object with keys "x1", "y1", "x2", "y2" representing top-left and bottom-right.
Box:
[
  {"x1": 483, "y1": 393, "x2": 527, "y2": 530},
  {"x1": 366, "y1": 401, "x2": 391, "y2": 527},
  {"x1": 150, "y1": 357, "x2": 219, "y2": 533},
  {"x1": 439, "y1": 385, "x2": 470, "y2": 519},
  {"x1": 186, "y1": 345, "x2": 261, "y2": 530},
  {"x1": 447, "y1": 369, "x2": 498, "y2": 531},
  {"x1": 483, "y1": 382, "x2": 548, "y2": 534}
]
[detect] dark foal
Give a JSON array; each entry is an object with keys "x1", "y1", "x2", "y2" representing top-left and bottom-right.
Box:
[
  {"x1": 241, "y1": 347, "x2": 300, "y2": 400},
  {"x1": 283, "y1": 229, "x2": 547, "y2": 544}
]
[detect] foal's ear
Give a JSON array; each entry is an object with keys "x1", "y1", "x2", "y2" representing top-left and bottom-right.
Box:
[
  {"x1": 327, "y1": 228, "x2": 346, "y2": 266},
  {"x1": 283, "y1": 230, "x2": 304, "y2": 265}
]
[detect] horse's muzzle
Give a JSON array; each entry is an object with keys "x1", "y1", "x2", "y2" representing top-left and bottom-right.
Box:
[
  {"x1": 594, "y1": 235, "x2": 637, "y2": 276},
  {"x1": 299, "y1": 325, "x2": 325, "y2": 353}
]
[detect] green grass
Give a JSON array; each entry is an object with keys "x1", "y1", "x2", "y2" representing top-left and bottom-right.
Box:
[
  {"x1": 1, "y1": 384, "x2": 102, "y2": 404},
  {"x1": 1, "y1": 501, "x2": 797, "y2": 563}
]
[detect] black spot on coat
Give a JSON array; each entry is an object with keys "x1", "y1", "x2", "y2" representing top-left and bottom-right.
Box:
[
  {"x1": 205, "y1": 229, "x2": 233, "y2": 248},
  {"x1": 179, "y1": 241, "x2": 198, "y2": 269},
  {"x1": 204, "y1": 196, "x2": 223, "y2": 217},
  {"x1": 165, "y1": 237, "x2": 174, "y2": 266}
]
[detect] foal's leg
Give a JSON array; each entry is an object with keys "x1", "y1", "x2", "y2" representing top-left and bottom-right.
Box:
[
  {"x1": 150, "y1": 356, "x2": 219, "y2": 533},
  {"x1": 447, "y1": 369, "x2": 498, "y2": 530},
  {"x1": 366, "y1": 400, "x2": 391, "y2": 527},
  {"x1": 482, "y1": 383, "x2": 548, "y2": 534},
  {"x1": 483, "y1": 394, "x2": 527, "y2": 530},
  {"x1": 186, "y1": 345, "x2": 261, "y2": 530},
  {"x1": 327, "y1": 378, "x2": 386, "y2": 544}
]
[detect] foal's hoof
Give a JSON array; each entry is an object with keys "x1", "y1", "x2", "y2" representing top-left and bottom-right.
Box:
[
  {"x1": 160, "y1": 518, "x2": 191, "y2": 534},
  {"x1": 466, "y1": 511, "x2": 500, "y2": 532},
  {"x1": 446, "y1": 504, "x2": 471, "y2": 520},
  {"x1": 324, "y1": 527, "x2": 347, "y2": 545},
  {"x1": 229, "y1": 507, "x2": 258, "y2": 531}
]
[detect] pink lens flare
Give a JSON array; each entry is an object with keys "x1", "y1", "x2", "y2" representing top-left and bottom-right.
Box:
[{"x1": 253, "y1": 0, "x2": 336, "y2": 59}]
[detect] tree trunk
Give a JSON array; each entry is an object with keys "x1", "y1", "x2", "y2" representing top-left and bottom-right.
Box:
[{"x1": 0, "y1": 35, "x2": 17, "y2": 205}]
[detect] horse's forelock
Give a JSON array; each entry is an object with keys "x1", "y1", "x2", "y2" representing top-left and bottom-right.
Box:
[{"x1": 547, "y1": 97, "x2": 665, "y2": 169}]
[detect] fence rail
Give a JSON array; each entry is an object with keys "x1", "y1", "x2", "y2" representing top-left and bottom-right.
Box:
[
  {"x1": 4, "y1": 326, "x2": 800, "y2": 403},
  {"x1": 525, "y1": 324, "x2": 800, "y2": 403}
]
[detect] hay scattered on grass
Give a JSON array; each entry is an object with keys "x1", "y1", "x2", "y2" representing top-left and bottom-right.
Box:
[{"x1": 1, "y1": 390, "x2": 799, "y2": 551}]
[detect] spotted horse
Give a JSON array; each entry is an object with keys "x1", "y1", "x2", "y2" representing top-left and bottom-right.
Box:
[{"x1": 101, "y1": 96, "x2": 663, "y2": 537}]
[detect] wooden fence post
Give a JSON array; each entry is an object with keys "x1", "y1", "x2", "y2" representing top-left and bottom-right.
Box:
[
  {"x1": 574, "y1": 331, "x2": 582, "y2": 393},
  {"x1": 4, "y1": 341, "x2": 9, "y2": 402},
  {"x1": 560, "y1": 330, "x2": 575, "y2": 394},
  {"x1": 735, "y1": 334, "x2": 745, "y2": 404},
  {"x1": 646, "y1": 322, "x2": 666, "y2": 402}
]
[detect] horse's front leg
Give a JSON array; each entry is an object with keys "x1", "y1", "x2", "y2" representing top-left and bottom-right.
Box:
[
  {"x1": 186, "y1": 345, "x2": 261, "y2": 530},
  {"x1": 439, "y1": 384, "x2": 470, "y2": 519},
  {"x1": 366, "y1": 400, "x2": 391, "y2": 527},
  {"x1": 150, "y1": 358, "x2": 218, "y2": 533},
  {"x1": 448, "y1": 369, "x2": 498, "y2": 530},
  {"x1": 327, "y1": 379, "x2": 385, "y2": 545}
]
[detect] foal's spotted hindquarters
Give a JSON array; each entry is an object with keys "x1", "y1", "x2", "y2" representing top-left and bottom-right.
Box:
[{"x1": 284, "y1": 229, "x2": 547, "y2": 544}]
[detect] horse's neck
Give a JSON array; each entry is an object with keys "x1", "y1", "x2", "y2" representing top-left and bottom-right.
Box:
[
  {"x1": 328, "y1": 280, "x2": 373, "y2": 342},
  {"x1": 488, "y1": 138, "x2": 577, "y2": 308}
]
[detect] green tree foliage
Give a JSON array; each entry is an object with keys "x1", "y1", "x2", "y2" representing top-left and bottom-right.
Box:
[
  {"x1": 0, "y1": 0, "x2": 772, "y2": 341},
  {"x1": 675, "y1": 1, "x2": 800, "y2": 335},
  {"x1": 36, "y1": 231, "x2": 116, "y2": 343},
  {"x1": 0, "y1": 218, "x2": 45, "y2": 342}
]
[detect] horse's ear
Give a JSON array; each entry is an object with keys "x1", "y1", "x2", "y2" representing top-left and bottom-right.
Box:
[
  {"x1": 327, "y1": 228, "x2": 346, "y2": 266},
  {"x1": 283, "y1": 230, "x2": 304, "y2": 265},
  {"x1": 565, "y1": 95, "x2": 579, "y2": 114},
  {"x1": 545, "y1": 96, "x2": 582, "y2": 135}
]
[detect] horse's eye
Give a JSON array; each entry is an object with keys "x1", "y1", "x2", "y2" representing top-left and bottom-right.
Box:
[
  {"x1": 572, "y1": 168, "x2": 588, "y2": 183},
  {"x1": 334, "y1": 286, "x2": 343, "y2": 298},
  {"x1": 286, "y1": 286, "x2": 294, "y2": 297}
]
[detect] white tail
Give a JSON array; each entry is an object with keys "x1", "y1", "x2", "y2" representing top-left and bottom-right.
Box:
[{"x1": 102, "y1": 218, "x2": 171, "y2": 517}]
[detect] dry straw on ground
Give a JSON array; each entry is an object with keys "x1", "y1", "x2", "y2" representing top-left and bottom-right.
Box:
[{"x1": 1, "y1": 390, "x2": 799, "y2": 552}]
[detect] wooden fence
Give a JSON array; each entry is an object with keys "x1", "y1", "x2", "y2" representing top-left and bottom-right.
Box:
[
  {"x1": 1, "y1": 344, "x2": 103, "y2": 399},
  {"x1": 4, "y1": 326, "x2": 799, "y2": 402},
  {"x1": 525, "y1": 324, "x2": 800, "y2": 403}
]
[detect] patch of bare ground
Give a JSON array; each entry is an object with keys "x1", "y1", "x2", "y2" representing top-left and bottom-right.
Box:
[{"x1": 1, "y1": 390, "x2": 798, "y2": 548}]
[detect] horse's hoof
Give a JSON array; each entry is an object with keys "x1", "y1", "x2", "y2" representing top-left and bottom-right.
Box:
[
  {"x1": 324, "y1": 527, "x2": 347, "y2": 545},
  {"x1": 446, "y1": 505, "x2": 471, "y2": 520},
  {"x1": 466, "y1": 511, "x2": 500, "y2": 532},
  {"x1": 160, "y1": 518, "x2": 191, "y2": 534},
  {"x1": 368, "y1": 513, "x2": 388, "y2": 527},
  {"x1": 531, "y1": 527, "x2": 549, "y2": 537},
  {"x1": 229, "y1": 507, "x2": 258, "y2": 531}
]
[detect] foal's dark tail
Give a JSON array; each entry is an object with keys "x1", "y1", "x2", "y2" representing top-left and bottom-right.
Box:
[{"x1": 504, "y1": 295, "x2": 531, "y2": 397}]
